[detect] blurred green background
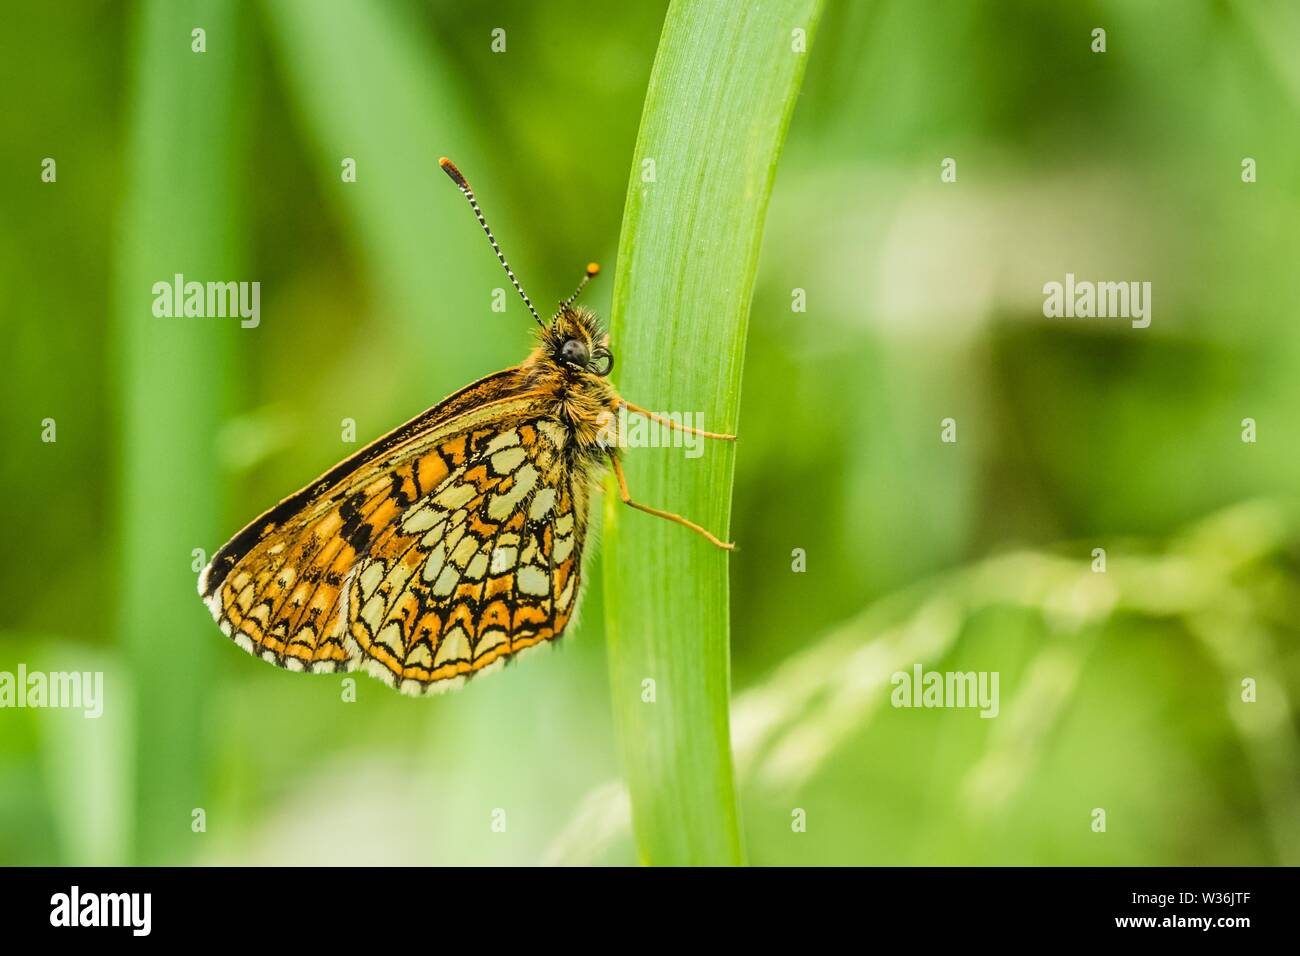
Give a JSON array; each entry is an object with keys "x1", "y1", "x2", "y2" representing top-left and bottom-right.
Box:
[{"x1": 2, "y1": 0, "x2": 1298, "y2": 866}]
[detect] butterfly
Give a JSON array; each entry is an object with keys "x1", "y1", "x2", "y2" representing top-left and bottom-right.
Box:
[{"x1": 198, "y1": 157, "x2": 735, "y2": 696}]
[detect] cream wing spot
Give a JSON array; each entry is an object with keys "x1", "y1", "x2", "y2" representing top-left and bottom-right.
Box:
[
  {"x1": 435, "y1": 626, "x2": 470, "y2": 665},
  {"x1": 517, "y1": 564, "x2": 550, "y2": 596},
  {"x1": 377, "y1": 621, "x2": 405, "y2": 655},
  {"x1": 359, "y1": 561, "x2": 386, "y2": 599},
  {"x1": 432, "y1": 564, "x2": 459, "y2": 596},
  {"x1": 490, "y1": 546, "x2": 517, "y2": 574},
  {"x1": 401, "y1": 505, "x2": 445, "y2": 533},
  {"x1": 443, "y1": 522, "x2": 467, "y2": 553},
  {"x1": 422, "y1": 543, "x2": 447, "y2": 583},
  {"x1": 465, "y1": 551, "x2": 489, "y2": 581},
  {"x1": 485, "y1": 429, "x2": 521, "y2": 453},
  {"x1": 419, "y1": 521, "x2": 448, "y2": 547},
  {"x1": 487, "y1": 464, "x2": 539, "y2": 521},
  {"x1": 476, "y1": 629, "x2": 507, "y2": 657},
  {"x1": 558, "y1": 575, "x2": 576, "y2": 610},
  {"x1": 529, "y1": 487, "x2": 556, "y2": 521},
  {"x1": 450, "y1": 535, "x2": 478, "y2": 569},
  {"x1": 434, "y1": 481, "x2": 476, "y2": 510},
  {"x1": 490, "y1": 446, "x2": 527, "y2": 475},
  {"x1": 360, "y1": 594, "x2": 386, "y2": 633}
]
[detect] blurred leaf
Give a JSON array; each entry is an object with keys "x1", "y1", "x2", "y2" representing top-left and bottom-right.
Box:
[
  {"x1": 261, "y1": 0, "x2": 521, "y2": 386},
  {"x1": 115, "y1": 0, "x2": 246, "y2": 864},
  {"x1": 36, "y1": 644, "x2": 130, "y2": 866}
]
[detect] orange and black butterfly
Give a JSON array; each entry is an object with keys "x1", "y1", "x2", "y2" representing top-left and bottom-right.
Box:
[{"x1": 199, "y1": 158, "x2": 734, "y2": 695}]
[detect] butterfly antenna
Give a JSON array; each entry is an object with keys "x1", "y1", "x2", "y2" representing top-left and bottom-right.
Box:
[
  {"x1": 555, "y1": 262, "x2": 600, "y2": 318},
  {"x1": 438, "y1": 157, "x2": 544, "y2": 329}
]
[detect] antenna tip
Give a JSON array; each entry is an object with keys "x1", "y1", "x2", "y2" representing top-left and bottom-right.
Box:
[
  {"x1": 438, "y1": 156, "x2": 468, "y2": 188},
  {"x1": 586, "y1": 262, "x2": 601, "y2": 277}
]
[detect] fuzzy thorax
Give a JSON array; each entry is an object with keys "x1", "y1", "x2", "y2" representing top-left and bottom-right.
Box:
[{"x1": 521, "y1": 305, "x2": 620, "y2": 453}]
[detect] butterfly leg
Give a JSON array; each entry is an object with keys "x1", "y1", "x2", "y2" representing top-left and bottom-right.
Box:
[
  {"x1": 608, "y1": 451, "x2": 735, "y2": 551},
  {"x1": 621, "y1": 401, "x2": 736, "y2": 441}
]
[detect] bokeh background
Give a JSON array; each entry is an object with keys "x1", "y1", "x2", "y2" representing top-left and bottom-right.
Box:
[{"x1": 2, "y1": 0, "x2": 1298, "y2": 865}]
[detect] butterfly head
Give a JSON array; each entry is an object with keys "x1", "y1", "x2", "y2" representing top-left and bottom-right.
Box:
[{"x1": 545, "y1": 304, "x2": 614, "y2": 377}]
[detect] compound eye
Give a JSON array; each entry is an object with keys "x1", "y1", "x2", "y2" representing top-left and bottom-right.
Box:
[{"x1": 560, "y1": 338, "x2": 589, "y2": 368}]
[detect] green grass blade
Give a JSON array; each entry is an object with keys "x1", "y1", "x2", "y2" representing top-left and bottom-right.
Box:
[
  {"x1": 603, "y1": 0, "x2": 823, "y2": 866},
  {"x1": 115, "y1": 0, "x2": 244, "y2": 863}
]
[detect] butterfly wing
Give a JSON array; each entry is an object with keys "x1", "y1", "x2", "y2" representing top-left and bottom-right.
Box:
[
  {"x1": 345, "y1": 415, "x2": 589, "y2": 694},
  {"x1": 200, "y1": 370, "x2": 592, "y2": 694}
]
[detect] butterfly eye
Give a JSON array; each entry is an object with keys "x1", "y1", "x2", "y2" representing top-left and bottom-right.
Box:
[{"x1": 560, "y1": 338, "x2": 589, "y2": 368}]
